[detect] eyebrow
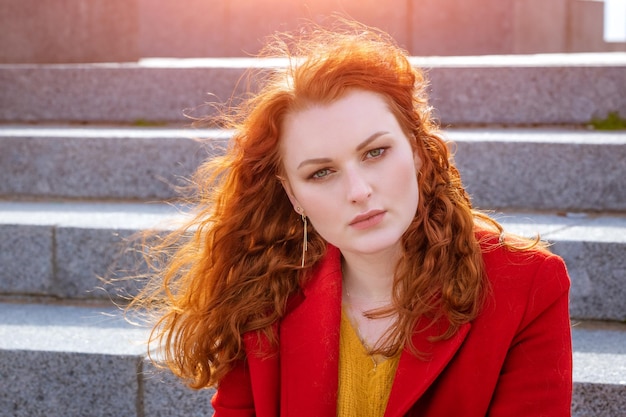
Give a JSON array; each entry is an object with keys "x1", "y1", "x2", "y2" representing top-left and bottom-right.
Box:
[{"x1": 296, "y1": 131, "x2": 389, "y2": 170}]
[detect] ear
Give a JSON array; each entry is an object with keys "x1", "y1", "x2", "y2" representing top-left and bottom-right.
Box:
[{"x1": 278, "y1": 176, "x2": 304, "y2": 215}]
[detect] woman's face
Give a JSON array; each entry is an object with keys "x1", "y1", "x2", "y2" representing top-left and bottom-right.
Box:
[{"x1": 280, "y1": 89, "x2": 420, "y2": 259}]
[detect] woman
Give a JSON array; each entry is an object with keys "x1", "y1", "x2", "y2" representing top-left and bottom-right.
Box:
[{"x1": 135, "y1": 21, "x2": 572, "y2": 416}]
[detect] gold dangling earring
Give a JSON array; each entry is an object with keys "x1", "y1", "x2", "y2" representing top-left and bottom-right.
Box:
[
  {"x1": 297, "y1": 208, "x2": 308, "y2": 267},
  {"x1": 301, "y1": 214, "x2": 308, "y2": 267}
]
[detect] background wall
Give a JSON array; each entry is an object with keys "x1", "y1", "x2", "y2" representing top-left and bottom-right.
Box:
[{"x1": 0, "y1": 0, "x2": 624, "y2": 63}]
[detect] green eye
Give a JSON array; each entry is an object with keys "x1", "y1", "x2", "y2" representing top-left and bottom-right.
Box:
[
  {"x1": 366, "y1": 148, "x2": 385, "y2": 158},
  {"x1": 312, "y1": 169, "x2": 331, "y2": 179}
]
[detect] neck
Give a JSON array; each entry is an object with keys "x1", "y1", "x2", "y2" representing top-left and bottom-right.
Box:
[{"x1": 341, "y1": 247, "x2": 400, "y2": 301}]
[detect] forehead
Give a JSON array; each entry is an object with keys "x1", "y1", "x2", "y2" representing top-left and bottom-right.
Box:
[{"x1": 280, "y1": 89, "x2": 403, "y2": 153}]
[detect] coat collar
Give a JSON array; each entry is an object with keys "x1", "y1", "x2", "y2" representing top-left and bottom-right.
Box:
[
  {"x1": 385, "y1": 320, "x2": 471, "y2": 416},
  {"x1": 279, "y1": 245, "x2": 343, "y2": 416},
  {"x1": 278, "y1": 245, "x2": 470, "y2": 417}
]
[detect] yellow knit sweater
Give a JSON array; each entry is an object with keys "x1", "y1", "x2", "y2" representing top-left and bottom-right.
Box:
[{"x1": 337, "y1": 310, "x2": 400, "y2": 417}]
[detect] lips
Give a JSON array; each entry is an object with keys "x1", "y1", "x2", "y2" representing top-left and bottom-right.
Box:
[{"x1": 349, "y1": 209, "x2": 386, "y2": 230}]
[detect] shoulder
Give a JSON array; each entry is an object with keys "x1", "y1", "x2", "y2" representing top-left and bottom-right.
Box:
[
  {"x1": 476, "y1": 230, "x2": 570, "y2": 323},
  {"x1": 477, "y1": 230, "x2": 568, "y2": 284}
]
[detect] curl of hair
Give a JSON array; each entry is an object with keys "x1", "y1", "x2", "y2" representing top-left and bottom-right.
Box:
[{"x1": 130, "y1": 20, "x2": 544, "y2": 389}]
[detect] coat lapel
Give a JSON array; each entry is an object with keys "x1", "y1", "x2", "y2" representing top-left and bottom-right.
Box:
[
  {"x1": 384, "y1": 320, "x2": 471, "y2": 417},
  {"x1": 274, "y1": 244, "x2": 472, "y2": 416},
  {"x1": 279, "y1": 245, "x2": 343, "y2": 417}
]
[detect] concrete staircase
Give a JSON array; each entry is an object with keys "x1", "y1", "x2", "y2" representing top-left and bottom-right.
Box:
[{"x1": 1, "y1": 55, "x2": 625, "y2": 416}]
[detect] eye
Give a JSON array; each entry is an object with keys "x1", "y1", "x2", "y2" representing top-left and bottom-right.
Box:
[
  {"x1": 311, "y1": 168, "x2": 332, "y2": 180},
  {"x1": 365, "y1": 147, "x2": 386, "y2": 159}
]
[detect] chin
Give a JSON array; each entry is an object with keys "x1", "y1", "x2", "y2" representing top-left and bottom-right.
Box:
[{"x1": 346, "y1": 235, "x2": 404, "y2": 256}]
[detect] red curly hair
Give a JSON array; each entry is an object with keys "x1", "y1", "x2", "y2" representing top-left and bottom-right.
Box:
[{"x1": 132, "y1": 21, "x2": 541, "y2": 390}]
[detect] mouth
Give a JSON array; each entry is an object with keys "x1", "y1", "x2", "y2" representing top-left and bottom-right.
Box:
[{"x1": 349, "y1": 209, "x2": 386, "y2": 230}]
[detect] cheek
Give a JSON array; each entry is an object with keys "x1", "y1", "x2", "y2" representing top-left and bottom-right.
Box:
[
  {"x1": 290, "y1": 185, "x2": 330, "y2": 218},
  {"x1": 294, "y1": 189, "x2": 341, "y2": 238},
  {"x1": 394, "y1": 159, "x2": 420, "y2": 217},
  {"x1": 392, "y1": 157, "x2": 420, "y2": 194}
]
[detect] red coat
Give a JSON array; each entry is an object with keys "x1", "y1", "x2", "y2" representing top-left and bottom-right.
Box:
[{"x1": 212, "y1": 236, "x2": 573, "y2": 416}]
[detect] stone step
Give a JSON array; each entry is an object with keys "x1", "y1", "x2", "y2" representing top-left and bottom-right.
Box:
[
  {"x1": 0, "y1": 201, "x2": 624, "y2": 322},
  {"x1": 0, "y1": 301, "x2": 214, "y2": 417},
  {"x1": 0, "y1": 201, "x2": 179, "y2": 302},
  {"x1": 0, "y1": 125, "x2": 228, "y2": 202},
  {"x1": 1, "y1": 53, "x2": 625, "y2": 125},
  {"x1": 1, "y1": 125, "x2": 624, "y2": 212},
  {"x1": 570, "y1": 321, "x2": 626, "y2": 417},
  {"x1": 450, "y1": 128, "x2": 626, "y2": 212},
  {"x1": 0, "y1": 302, "x2": 623, "y2": 416},
  {"x1": 497, "y1": 212, "x2": 626, "y2": 322}
]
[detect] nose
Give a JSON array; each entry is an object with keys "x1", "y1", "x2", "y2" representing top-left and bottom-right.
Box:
[{"x1": 345, "y1": 166, "x2": 372, "y2": 203}]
